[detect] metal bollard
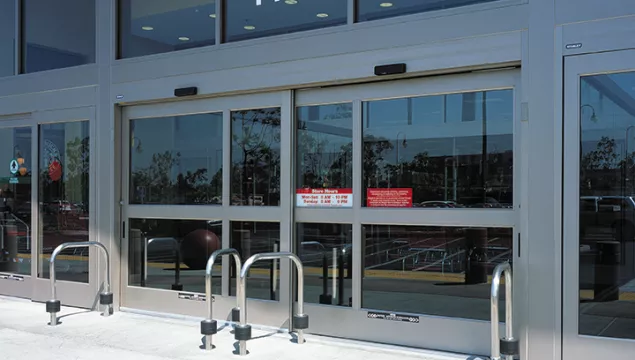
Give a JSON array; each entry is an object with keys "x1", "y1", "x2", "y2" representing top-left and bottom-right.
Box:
[
  {"x1": 200, "y1": 248, "x2": 242, "y2": 351},
  {"x1": 490, "y1": 262, "x2": 518, "y2": 360},
  {"x1": 46, "y1": 241, "x2": 113, "y2": 326},
  {"x1": 236, "y1": 252, "x2": 309, "y2": 356}
]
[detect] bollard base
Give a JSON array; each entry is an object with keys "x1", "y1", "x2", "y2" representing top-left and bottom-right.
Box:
[
  {"x1": 232, "y1": 308, "x2": 240, "y2": 322},
  {"x1": 318, "y1": 294, "x2": 332, "y2": 304}
]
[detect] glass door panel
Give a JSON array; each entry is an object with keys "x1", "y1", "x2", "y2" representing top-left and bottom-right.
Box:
[
  {"x1": 31, "y1": 108, "x2": 96, "y2": 309},
  {"x1": 37, "y1": 121, "x2": 90, "y2": 282},
  {"x1": 0, "y1": 126, "x2": 33, "y2": 282},
  {"x1": 563, "y1": 49, "x2": 635, "y2": 360},
  {"x1": 292, "y1": 69, "x2": 520, "y2": 356}
]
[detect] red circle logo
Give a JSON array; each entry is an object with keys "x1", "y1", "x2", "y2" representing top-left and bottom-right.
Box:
[{"x1": 49, "y1": 160, "x2": 62, "y2": 181}]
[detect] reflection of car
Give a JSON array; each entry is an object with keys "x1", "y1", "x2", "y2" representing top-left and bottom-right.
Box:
[
  {"x1": 580, "y1": 196, "x2": 635, "y2": 242},
  {"x1": 417, "y1": 201, "x2": 463, "y2": 208}
]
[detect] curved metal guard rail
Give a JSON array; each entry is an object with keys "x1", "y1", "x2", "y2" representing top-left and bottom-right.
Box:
[
  {"x1": 46, "y1": 241, "x2": 113, "y2": 326},
  {"x1": 200, "y1": 248, "x2": 242, "y2": 351},
  {"x1": 236, "y1": 251, "x2": 308, "y2": 356},
  {"x1": 490, "y1": 262, "x2": 518, "y2": 360}
]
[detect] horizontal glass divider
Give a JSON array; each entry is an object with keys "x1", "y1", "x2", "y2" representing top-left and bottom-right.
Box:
[
  {"x1": 359, "y1": 208, "x2": 516, "y2": 227},
  {"x1": 224, "y1": 207, "x2": 283, "y2": 222},
  {"x1": 127, "y1": 205, "x2": 226, "y2": 220},
  {"x1": 295, "y1": 208, "x2": 354, "y2": 223}
]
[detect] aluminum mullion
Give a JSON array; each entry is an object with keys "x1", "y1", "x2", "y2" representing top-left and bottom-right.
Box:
[
  {"x1": 347, "y1": 0, "x2": 355, "y2": 25},
  {"x1": 280, "y1": 90, "x2": 294, "y2": 324},
  {"x1": 351, "y1": 99, "x2": 362, "y2": 310},
  {"x1": 13, "y1": 0, "x2": 20, "y2": 75},
  {"x1": 215, "y1": 0, "x2": 222, "y2": 45}
]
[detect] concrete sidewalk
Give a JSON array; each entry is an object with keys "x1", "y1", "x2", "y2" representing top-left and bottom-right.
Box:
[{"x1": 0, "y1": 296, "x2": 482, "y2": 360}]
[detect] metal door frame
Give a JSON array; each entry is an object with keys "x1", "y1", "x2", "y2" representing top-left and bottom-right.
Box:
[
  {"x1": 25, "y1": 106, "x2": 98, "y2": 309},
  {"x1": 292, "y1": 68, "x2": 522, "y2": 355},
  {"x1": 562, "y1": 49, "x2": 635, "y2": 359},
  {"x1": 0, "y1": 116, "x2": 35, "y2": 299},
  {"x1": 119, "y1": 91, "x2": 294, "y2": 327}
]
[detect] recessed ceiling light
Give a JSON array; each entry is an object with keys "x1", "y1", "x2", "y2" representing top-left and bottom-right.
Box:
[
  {"x1": 209, "y1": 13, "x2": 216, "y2": 18},
  {"x1": 141, "y1": 26, "x2": 154, "y2": 31},
  {"x1": 285, "y1": 0, "x2": 298, "y2": 4},
  {"x1": 178, "y1": 36, "x2": 190, "y2": 41},
  {"x1": 316, "y1": 13, "x2": 329, "y2": 18},
  {"x1": 244, "y1": 25, "x2": 256, "y2": 30},
  {"x1": 380, "y1": 2, "x2": 393, "y2": 7}
]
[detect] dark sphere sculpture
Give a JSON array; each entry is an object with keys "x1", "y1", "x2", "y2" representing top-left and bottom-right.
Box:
[{"x1": 180, "y1": 229, "x2": 221, "y2": 270}]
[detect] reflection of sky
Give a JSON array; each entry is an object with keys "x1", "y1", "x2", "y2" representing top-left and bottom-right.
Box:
[
  {"x1": 297, "y1": 103, "x2": 352, "y2": 151},
  {"x1": 131, "y1": 114, "x2": 223, "y2": 182},
  {"x1": 581, "y1": 72, "x2": 635, "y2": 155},
  {"x1": 364, "y1": 89, "x2": 513, "y2": 158}
]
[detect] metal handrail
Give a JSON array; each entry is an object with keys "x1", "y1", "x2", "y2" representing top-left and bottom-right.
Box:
[
  {"x1": 490, "y1": 262, "x2": 518, "y2": 360},
  {"x1": 201, "y1": 248, "x2": 242, "y2": 351},
  {"x1": 46, "y1": 241, "x2": 113, "y2": 326},
  {"x1": 236, "y1": 251, "x2": 308, "y2": 356}
]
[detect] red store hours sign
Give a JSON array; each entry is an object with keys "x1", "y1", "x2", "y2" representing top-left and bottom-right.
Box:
[
  {"x1": 366, "y1": 188, "x2": 413, "y2": 208},
  {"x1": 296, "y1": 188, "x2": 352, "y2": 207}
]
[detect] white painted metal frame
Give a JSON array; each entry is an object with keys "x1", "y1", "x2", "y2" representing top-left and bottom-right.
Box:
[
  {"x1": 562, "y1": 49, "x2": 635, "y2": 360},
  {"x1": 293, "y1": 68, "x2": 521, "y2": 355},
  {"x1": 120, "y1": 91, "x2": 293, "y2": 327},
  {"x1": 26, "y1": 106, "x2": 99, "y2": 309}
]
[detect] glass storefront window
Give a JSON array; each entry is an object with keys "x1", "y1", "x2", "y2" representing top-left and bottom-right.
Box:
[
  {"x1": 130, "y1": 113, "x2": 223, "y2": 205},
  {"x1": 0, "y1": 1, "x2": 15, "y2": 77},
  {"x1": 229, "y1": 221, "x2": 280, "y2": 301},
  {"x1": 362, "y1": 224, "x2": 512, "y2": 320},
  {"x1": 578, "y1": 72, "x2": 635, "y2": 338},
  {"x1": 128, "y1": 218, "x2": 222, "y2": 294},
  {"x1": 23, "y1": 0, "x2": 96, "y2": 73},
  {"x1": 118, "y1": 0, "x2": 217, "y2": 59},
  {"x1": 231, "y1": 107, "x2": 281, "y2": 206},
  {"x1": 224, "y1": 0, "x2": 347, "y2": 43},
  {"x1": 296, "y1": 103, "x2": 353, "y2": 208},
  {"x1": 362, "y1": 89, "x2": 514, "y2": 209},
  {"x1": 357, "y1": 0, "x2": 499, "y2": 22},
  {"x1": 38, "y1": 121, "x2": 90, "y2": 282},
  {"x1": 296, "y1": 223, "x2": 352, "y2": 307},
  {"x1": 0, "y1": 127, "x2": 32, "y2": 276}
]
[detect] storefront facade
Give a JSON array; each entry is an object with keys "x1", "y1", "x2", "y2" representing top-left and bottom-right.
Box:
[{"x1": 1, "y1": 1, "x2": 634, "y2": 359}]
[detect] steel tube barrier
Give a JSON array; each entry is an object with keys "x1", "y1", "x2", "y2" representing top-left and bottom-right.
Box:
[
  {"x1": 236, "y1": 252, "x2": 308, "y2": 356},
  {"x1": 490, "y1": 262, "x2": 518, "y2": 360},
  {"x1": 46, "y1": 241, "x2": 113, "y2": 326},
  {"x1": 200, "y1": 248, "x2": 242, "y2": 351}
]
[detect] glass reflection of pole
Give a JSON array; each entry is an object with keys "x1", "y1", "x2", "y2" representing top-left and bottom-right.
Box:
[
  {"x1": 481, "y1": 92, "x2": 488, "y2": 204},
  {"x1": 396, "y1": 132, "x2": 407, "y2": 184},
  {"x1": 625, "y1": 126, "x2": 635, "y2": 194}
]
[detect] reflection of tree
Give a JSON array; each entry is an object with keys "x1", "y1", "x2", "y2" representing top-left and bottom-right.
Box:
[
  {"x1": 132, "y1": 151, "x2": 180, "y2": 203},
  {"x1": 65, "y1": 136, "x2": 90, "y2": 205},
  {"x1": 580, "y1": 136, "x2": 628, "y2": 195},
  {"x1": 231, "y1": 108, "x2": 281, "y2": 205},
  {"x1": 297, "y1": 104, "x2": 353, "y2": 189}
]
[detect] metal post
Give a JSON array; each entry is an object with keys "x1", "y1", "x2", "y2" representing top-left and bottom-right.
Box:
[
  {"x1": 490, "y1": 262, "x2": 518, "y2": 360},
  {"x1": 237, "y1": 252, "x2": 308, "y2": 356},
  {"x1": 332, "y1": 248, "x2": 337, "y2": 302},
  {"x1": 200, "y1": 248, "x2": 242, "y2": 350},
  {"x1": 47, "y1": 241, "x2": 113, "y2": 326}
]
